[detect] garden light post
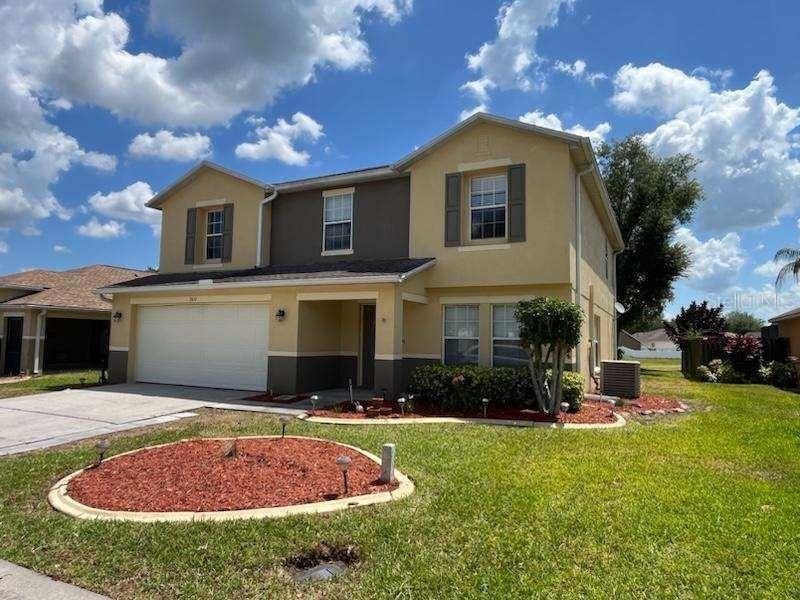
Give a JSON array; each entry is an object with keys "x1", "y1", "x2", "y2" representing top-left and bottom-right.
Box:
[
  {"x1": 397, "y1": 396, "x2": 406, "y2": 416},
  {"x1": 94, "y1": 439, "x2": 110, "y2": 467},
  {"x1": 482, "y1": 398, "x2": 489, "y2": 418},
  {"x1": 279, "y1": 414, "x2": 292, "y2": 438},
  {"x1": 336, "y1": 455, "x2": 352, "y2": 494},
  {"x1": 310, "y1": 394, "x2": 319, "y2": 413}
]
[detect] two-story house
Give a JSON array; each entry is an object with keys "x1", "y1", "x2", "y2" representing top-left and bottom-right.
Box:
[{"x1": 102, "y1": 113, "x2": 624, "y2": 397}]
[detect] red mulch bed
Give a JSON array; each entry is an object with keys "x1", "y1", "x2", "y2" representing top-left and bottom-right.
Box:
[
  {"x1": 622, "y1": 394, "x2": 685, "y2": 414},
  {"x1": 67, "y1": 438, "x2": 397, "y2": 513},
  {"x1": 311, "y1": 399, "x2": 617, "y2": 424}
]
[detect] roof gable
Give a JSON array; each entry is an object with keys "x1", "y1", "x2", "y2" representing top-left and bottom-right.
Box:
[{"x1": 146, "y1": 161, "x2": 271, "y2": 209}]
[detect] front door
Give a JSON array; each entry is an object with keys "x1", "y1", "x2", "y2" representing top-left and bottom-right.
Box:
[
  {"x1": 3, "y1": 317, "x2": 23, "y2": 376},
  {"x1": 360, "y1": 304, "x2": 375, "y2": 388}
]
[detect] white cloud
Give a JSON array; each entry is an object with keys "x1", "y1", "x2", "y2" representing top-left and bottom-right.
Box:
[
  {"x1": 0, "y1": 241, "x2": 8, "y2": 253},
  {"x1": 129, "y1": 130, "x2": 211, "y2": 162},
  {"x1": 674, "y1": 226, "x2": 745, "y2": 290},
  {"x1": 0, "y1": 1, "x2": 116, "y2": 233},
  {"x1": 554, "y1": 59, "x2": 606, "y2": 85},
  {"x1": 21, "y1": 226, "x2": 42, "y2": 236},
  {"x1": 235, "y1": 112, "x2": 324, "y2": 165},
  {"x1": 612, "y1": 63, "x2": 712, "y2": 115},
  {"x1": 754, "y1": 259, "x2": 784, "y2": 279},
  {"x1": 614, "y1": 65, "x2": 800, "y2": 231},
  {"x1": 86, "y1": 181, "x2": 159, "y2": 234},
  {"x1": 28, "y1": 0, "x2": 411, "y2": 128},
  {"x1": 461, "y1": 0, "x2": 573, "y2": 111},
  {"x1": 755, "y1": 243, "x2": 766, "y2": 251},
  {"x1": 53, "y1": 243, "x2": 71, "y2": 253},
  {"x1": 77, "y1": 217, "x2": 126, "y2": 239},
  {"x1": 518, "y1": 110, "x2": 611, "y2": 148}
]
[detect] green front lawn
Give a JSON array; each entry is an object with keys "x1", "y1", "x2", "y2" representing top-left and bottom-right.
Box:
[
  {"x1": 0, "y1": 370, "x2": 101, "y2": 400},
  {"x1": 0, "y1": 360, "x2": 798, "y2": 598}
]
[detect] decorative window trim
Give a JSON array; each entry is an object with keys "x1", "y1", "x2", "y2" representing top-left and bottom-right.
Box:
[
  {"x1": 205, "y1": 209, "x2": 223, "y2": 261},
  {"x1": 469, "y1": 173, "x2": 508, "y2": 241},
  {"x1": 322, "y1": 190, "x2": 353, "y2": 254},
  {"x1": 442, "y1": 304, "x2": 479, "y2": 366},
  {"x1": 491, "y1": 303, "x2": 527, "y2": 368}
]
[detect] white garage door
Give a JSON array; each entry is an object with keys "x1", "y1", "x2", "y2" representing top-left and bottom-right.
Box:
[{"x1": 135, "y1": 303, "x2": 269, "y2": 391}]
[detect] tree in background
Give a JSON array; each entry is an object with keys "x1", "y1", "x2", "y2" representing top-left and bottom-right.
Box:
[
  {"x1": 664, "y1": 301, "x2": 726, "y2": 345},
  {"x1": 516, "y1": 297, "x2": 583, "y2": 416},
  {"x1": 724, "y1": 311, "x2": 764, "y2": 334},
  {"x1": 598, "y1": 136, "x2": 703, "y2": 332},
  {"x1": 773, "y1": 247, "x2": 800, "y2": 289}
]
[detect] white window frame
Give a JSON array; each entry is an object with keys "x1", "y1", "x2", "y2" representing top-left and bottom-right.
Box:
[
  {"x1": 442, "y1": 304, "x2": 479, "y2": 366},
  {"x1": 469, "y1": 173, "x2": 508, "y2": 242},
  {"x1": 321, "y1": 188, "x2": 354, "y2": 255},
  {"x1": 491, "y1": 304, "x2": 527, "y2": 367},
  {"x1": 205, "y1": 209, "x2": 223, "y2": 262}
]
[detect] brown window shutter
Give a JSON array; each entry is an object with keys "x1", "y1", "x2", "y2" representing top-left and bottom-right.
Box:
[
  {"x1": 508, "y1": 163, "x2": 526, "y2": 242},
  {"x1": 184, "y1": 208, "x2": 197, "y2": 264},
  {"x1": 222, "y1": 203, "x2": 234, "y2": 262},
  {"x1": 444, "y1": 172, "x2": 461, "y2": 247}
]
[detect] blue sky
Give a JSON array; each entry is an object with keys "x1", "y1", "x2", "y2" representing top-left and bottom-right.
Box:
[{"x1": 2, "y1": 0, "x2": 800, "y2": 321}]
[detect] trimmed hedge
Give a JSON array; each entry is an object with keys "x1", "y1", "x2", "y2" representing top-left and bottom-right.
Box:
[{"x1": 408, "y1": 364, "x2": 585, "y2": 413}]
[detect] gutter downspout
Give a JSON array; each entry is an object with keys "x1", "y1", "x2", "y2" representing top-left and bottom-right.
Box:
[
  {"x1": 574, "y1": 165, "x2": 593, "y2": 375},
  {"x1": 256, "y1": 189, "x2": 278, "y2": 267},
  {"x1": 612, "y1": 248, "x2": 622, "y2": 359}
]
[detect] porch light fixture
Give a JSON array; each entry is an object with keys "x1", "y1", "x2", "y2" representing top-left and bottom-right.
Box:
[
  {"x1": 94, "y1": 439, "x2": 110, "y2": 467},
  {"x1": 112, "y1": 311, "x2": 123, "y2": 323},
  {"x1": 336, "y1": 455, "x2": 352, "y2": 494},
  {"x1": 275, "y1": 308, "x2": 286, "y2": 321},
  {"x1": 279, "y1": 414, "x2": 292, "y2": 438},
  {"x1": 482, "y1": 397, "x2": 489, "y2": 418}
]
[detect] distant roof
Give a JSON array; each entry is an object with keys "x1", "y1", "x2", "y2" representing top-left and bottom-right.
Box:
[
  {"x1": 274, "y1": 165, "x2": 399, "y2": 193},
  {"x1": 632, "y1": 329, "x2": 672, "y2": 344},
  {"x1": 0, "y1": 265, "x2": 149, "y2": 312},
  {"x1": 102, "y1": 258, "x2": 436, "y2": 292}
]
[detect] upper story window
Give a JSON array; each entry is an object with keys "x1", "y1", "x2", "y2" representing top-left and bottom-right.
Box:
[
  {"x1": 323, "y1": 191, "x2": 353, "y2": 254},
  {"x1": 443, "y1": 305, "x2": 479, "y2": 365},
  {"x1": 205, "y1": 209, "x2": 223, "y2": 260},
  {"x1": 492, "y1": 304, "x2": 528, "y2": 367},
  {"x1": 470, "y1": 174, "x2": 507, "y2": 240}
]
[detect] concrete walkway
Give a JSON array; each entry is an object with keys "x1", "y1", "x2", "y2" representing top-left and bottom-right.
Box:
[
  {"x1": 0, "y1": 383, "x2": 306, "y2": 456},
  {"x1": 0, "y1": 560, "x2": 108, "y2": 599}
]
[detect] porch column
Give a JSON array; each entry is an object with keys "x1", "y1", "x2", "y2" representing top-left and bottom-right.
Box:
[
  {"x1": 33, "y1": 309, "x2": 46, "y2": 374},
  {"x1": 374, "y1": 285, "x2": 403, "y2": 399},
  {"x1": 267, "y1": 289, "x2": 300, "y2": 393}
]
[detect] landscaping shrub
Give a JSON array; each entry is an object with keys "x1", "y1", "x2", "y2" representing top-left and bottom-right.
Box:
[
  {"x1": 761, "y1": 361, "x2": 798, "y2": 389},
  {"x1": 723, "y1": 334, "x2": 763, "y2": 381},
  {"x1": 695, "y1": 365, "x2": 717, "y2": 383},
  {"x1": 408, "y1": 364, "x2": 585, "y2": 412},
  {"x1": 716, "y1": 362, "x2": 746, "y2": 384}
]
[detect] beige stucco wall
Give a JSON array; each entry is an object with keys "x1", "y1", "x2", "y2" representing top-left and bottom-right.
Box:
[
  {"x1": 575, "y1": 175, "x2": 617, "y2": 384},
  {"x1": 777, "y1": 318, "x2": 800, "y2": 356},
  {"x1": 158, "y1": 167, "x2": 265, "y2": 273},
  {"x1": 407, "y1": 121, "x2": 573, "y2": 288}
]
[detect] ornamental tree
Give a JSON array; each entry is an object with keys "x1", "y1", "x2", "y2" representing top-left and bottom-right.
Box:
[{"x1": 515, "y1": 297, "x2": 584, "y2": 416}]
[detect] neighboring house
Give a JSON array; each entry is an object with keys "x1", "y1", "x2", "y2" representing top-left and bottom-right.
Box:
[
  {"x1": 627, "y1": 328, "x2": 681, "y2": 358},
  {"x1": 618, "y1": 330, "x2": 642, "y2": 351},
  {"x1": 102, "y1": 113, "x2": 624, "y2": 396},
  {"x1": 0, "y1": 265, "x2": 147, "y2": 376},
  {"x1": 769, "y1": 309, "x2": 800, "y2": 353}
]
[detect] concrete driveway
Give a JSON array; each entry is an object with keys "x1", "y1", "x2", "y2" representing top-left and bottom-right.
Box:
[{"x1": 0, "y1": 383, "x2": 292, "y2": 457}]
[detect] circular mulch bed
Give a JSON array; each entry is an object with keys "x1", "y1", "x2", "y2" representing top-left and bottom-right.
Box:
[
  {"x1": 66, "y1": 437, "x2": 398, "y2": 513},
  {"x1": 311, "y1": 399, "x2": 617, "y2": 425}
]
